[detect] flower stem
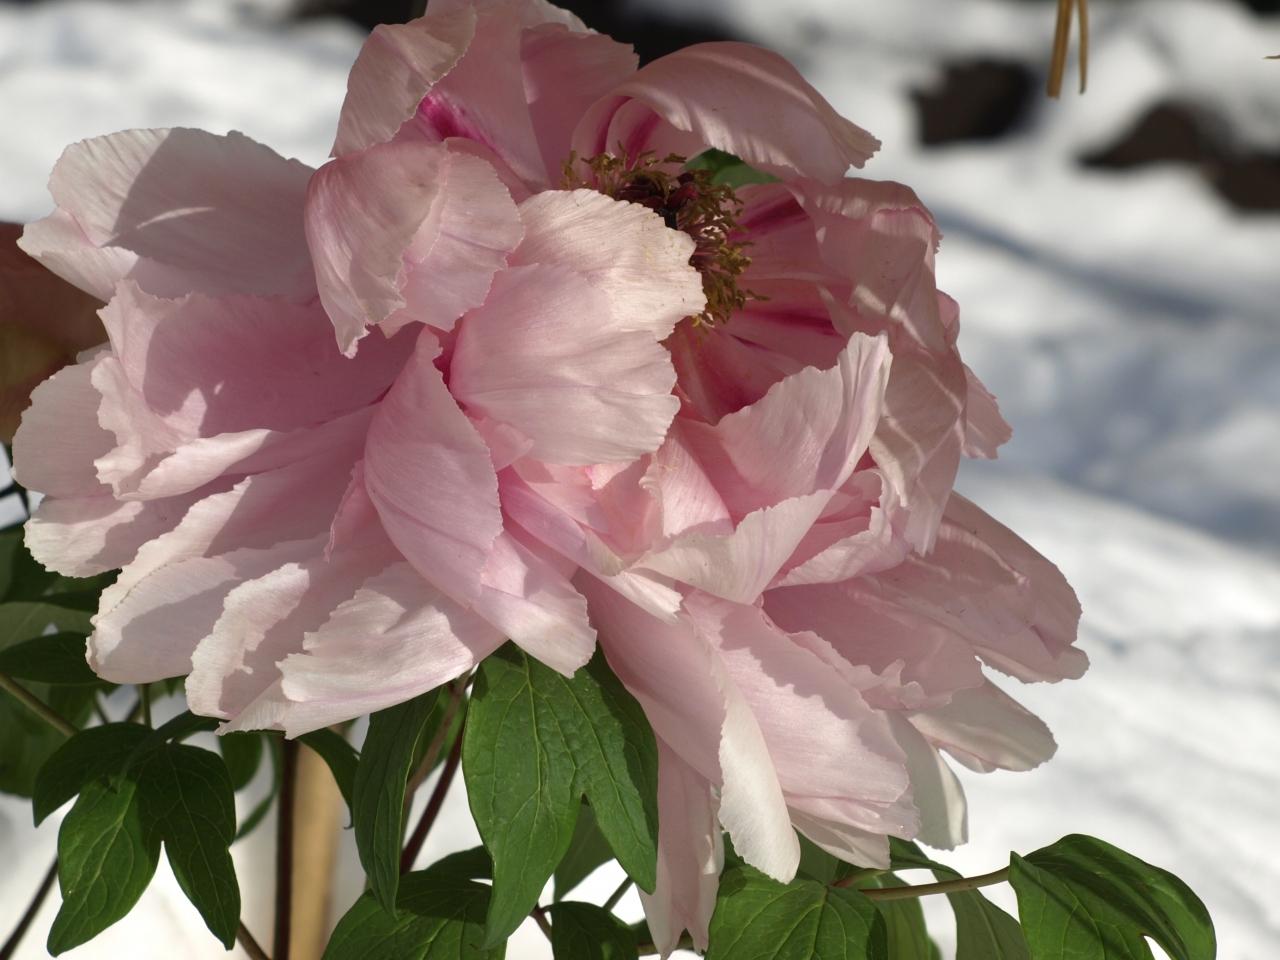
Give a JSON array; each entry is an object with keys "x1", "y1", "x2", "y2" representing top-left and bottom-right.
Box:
[
  {"x1": 603, "y1": 876, "x2": 633, "y2": 912},
  {"x1": 236, "y1": 921, "x2": 271, "y2": 960},
  {"x1": 403, "y1": 678, "x2": 467, "y2": 806},
  {"x1": 0, "y1": 672, "x2": 76, "y2": 737},
  {"x1": 274, "y1": 739, "x2": 299, "y2": 960},
  {"x1": 0, "y1": 859, "x2": 57, "y2": 960},
  {"x1": 531, "y1": 906, "x2": 552, "y2": 940},
  {"x1": 400, "y1": 732, "x2": 463, "y2": 873},
  {"x1": 843, "y1": 866, "x2": 1012, "y2": 900},
  {"x1": 140, "y1": 683, "x2": 152, "y2": 728}
]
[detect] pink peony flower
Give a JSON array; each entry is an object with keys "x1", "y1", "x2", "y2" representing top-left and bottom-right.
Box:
[{"x1": 14, "y1": 0, "x2": 1086, "y2": 951}]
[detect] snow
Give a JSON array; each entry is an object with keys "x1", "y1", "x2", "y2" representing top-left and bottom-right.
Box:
[{"x1": 2, "y1": 0, "x2": 1277, "y2": 957}]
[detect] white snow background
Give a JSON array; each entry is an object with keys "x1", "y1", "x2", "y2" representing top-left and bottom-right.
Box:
[{"x1": 1, "y1": 0, "x2": 1277, "y2": 957}]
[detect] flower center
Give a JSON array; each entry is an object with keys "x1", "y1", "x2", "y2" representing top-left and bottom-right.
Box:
[{"x1": 562, "y1": 150, "x2": 759, "y2": 328}]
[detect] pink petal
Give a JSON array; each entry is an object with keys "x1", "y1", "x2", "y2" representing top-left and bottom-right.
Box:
[
  {"x1": 870, "y1": 493, "x2": 1087, "y2": 683},
  {"x1": 18, "y1": 210, "x2": 139, "y2": 302},
  {"x1": 699, "y1": 599, "x2": 912, "y2": 834},
  {"x1": 275, "y1": 561, "x2": 504, "y2": 736},
  {"x1": 678, "y1": 333, "x2": 890, "y2": 517},
  {"x1": 332, "y1": 7, "x2": 475, "y2": 157},
  {"x1": 789, "y1": 811, "x2": 890, "y2": 870},
  {"x1": 509, "y1": 189, "x2": 703, "y2": 338},
  {"x1": 521, "y1": 24, "x2": 638, "y2": 181},
  {"x1": 100, "y1": 282, "x2": 411, "y2": 437},
  {"x1": 305, "y1": 138, "x2": 521, "y2": 354},
  {"x1": 44, "y1": 128, "x2": 315, "y2": 300},
  {"x1": 25, "y1": 487, "x2": 213, "y2": 578},
  {"x1": 473, "y1": 530, "x2": 595, "y2": 676},
  {"x1": 450, "y1": 263, "x2": 680, "y2": 465},
  {"x1": 908, "y1": 681, "x2": 1057, "y2": 773},
  {"x1": 574, "y1": 42, "x2": 878, "y2": 183},
  {"x1": 889, "y1": 714, "x2": 967, "y2": 849},
  {"x1": 639, "y1": 741, "x2": 723, "y2": 957},
  {"x1": 364, "y1": 329, "x2": 502, "y2": 606},
  {"x1": 582, "y1": 577, "x2": 798, "y2": 881},
  {"x1": 11, "y1": 354, "x2": 114, "y2": 498},
  {"x1": 962, "y1": 363, "x2": 1012, "y2": 459}
]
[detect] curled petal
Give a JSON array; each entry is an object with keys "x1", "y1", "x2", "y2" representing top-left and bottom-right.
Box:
[
  {"x1": 364, "y1": 329, "x2": 503, "y2": 607},
  {"x1": 575, "y1": 42, "x2": 878, "y2": 183},
  {"x1": 34, "y1": 128, "x2": 315, "y2": 300},
  {"x1": 909, "y1": 681, "x2": 1057, "y2": 774},
  {"x1": 451, "y1": 263, "x2": 680, "y2": 465},
  {"x1": 12, "y1": 354, "x2": 114, "y2": 499},
  {"x1": 305, "y1": 138, "x2": 521, "y2": 354}
]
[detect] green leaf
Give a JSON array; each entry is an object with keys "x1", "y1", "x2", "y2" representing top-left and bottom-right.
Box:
[
  {"x1": 685, "y1": 148, "x2": 780, "y2": 187},
  {"x1": 706, "y1": 866, "x2": 888, "y2": 960},
  {"x1": 549, "y1": 901, "x2": 638, "y2": 959},
  {"x1": 354, "y1": 688, "x2": 443, "y2": 914},
  {"x1": 1011, "y1": 835, "x2": 1215, "y2": 960},
  {"x1": 33, "y1": 722, "x2": 153, "y2": 824},
  {"x1": 0, "y1": 681, "x2": 95, "y2": 798},
  {"x1": 235, "y1": 738, "x2": 282, "y2": 842},
  {"x1": 0, "y1": 600, "x2": 93, "y2": 643},
  {"x1": 887, "y1": 839, "x2": 1029, "y2": 960},
  {"x1": 0, "y1": 631, "x2": 100, "y2": 684},
  {"x1": 323, "y1": 862, "x2": 503, "y2": 960},
  {"x1": 47, "y1": 776, "x2": 161, "y2": 954},
  {"x1": 951, "y1": 890, "x2": 1030, "y2": 960},
  {"x1": 218, "y1": 732, "x2": 265, "y2": 792},
  {"x1": 861, "y1": 872, "x2": 936, "y2": 960},
  {"x1": 553, "y1": 804, "x2": 615, "y2": 901},
  {"x1": 0, "y1": 526, "x2": 58, "y2": 601},
  {"x1": 138, "y1": 744, "x2": 241, "y2": 947},
  {"x1": 463, "y1": 646, "x2": 658, "y2": 945},
  {"x1": 300, "y1": 727, "x2": 359, "y2": 810}
]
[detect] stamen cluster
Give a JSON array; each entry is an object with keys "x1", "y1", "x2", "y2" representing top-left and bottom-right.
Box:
[{"x1": 563, "y1": 150, "x2": 759, "y2": 328}]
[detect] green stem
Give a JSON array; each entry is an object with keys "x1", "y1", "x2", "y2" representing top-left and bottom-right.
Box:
[
  {"x1": 603, "y1": 876, "x2": 633, "y2": 912},
  {"x1": 274, "y1": 739, "x2": 299, "y2": 960},
  {"x1": 0, "y1": 672, "x2": 76, "y2": 737},
  {"x1": 531, "y1": 906, "x2": 552, "y2": 940},
  {"x1": 140, "y1": 683, "x2": 152, "y2": 728},
  {"x1": 638, "y1": 933, "x2": 693, "y2": 955},
  {"x1": 844, "y1": 866, "x2": 1012, "y2": 900}
]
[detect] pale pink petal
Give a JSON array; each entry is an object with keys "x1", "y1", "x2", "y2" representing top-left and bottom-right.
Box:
[
  {"x1": 962, "y1": 363, "x2": 1012, "y2": 459},
  {"x1": 473, "y1": 531, "x2": 595, "y2": 676},
  {"x1": 100, "y1": 282, "x2": 411, "y2": 436},
  {"x1": 18, "y1": 210, "x2": 139, "y2": 302},
  {"x1": 699, "y1": 599, "x2": 912, "y2": 835},
  {"x1": 889, "y1": 714, "x2": 967, "y2": 849},
  {"x1": 639, "y1": 741, "x2": 723, "y2": 957},
  {"x1": 776, "y1": 470, "x2": 911, "y2": 587},
  {"x1": 678, "y1": 333, "x2": 890, "y2": 517},
  {"x1": 305, "y1": 138, "x2": 521, "y2": 354},
  {"x1": 582, "y1": 577, "x2": 797, "y2": 880},
  {"x1": 364, "y1": 329, "x2": 502, "y2": 606},
  {"x1": 45, "y1": 129, "x2": 315, "y2": 300},
  {"x1": 11, "y1": 353, "x2": 114, "y2": 498},
  {"x1": 764, "y1": 581, "x2": 984, "y2": 710},
  {"x1": 908, "y1": 681, "x2": 1057, "y2": 774},
  {"x1": 640, "y1": 493, "x2": 830, "y2": 605},
  {"x1": 521, "y1": 24, "x2": 638, "y2": 182},
  {"x1": 186, "y1": 530, "x2": 401, "y2": 720},
  {"x1": 332, "y1": 7, "x2": 476, "y2": 156},
  {"x1": 450, "y1": 263, "x2": 680, "y2": 465},
  {"x1": 275, "y1": 561, "x2": 505, "y2": 736},
  {"x1": 641, "y1": 427, "x2": 732, "y2": 543},
  {"x1": 870, "y1": 494, "x2": 1087, "y2": 683},
  {"x1": 574, "y1": 42, "x2": 878, "y2": 183},
  {"x1": 508, "y1": 189, "x2": 703, "y2": 337},
  {"x1": 789, "y1": 812, "x2": 890, "y2": 871},
  {"x1": 24, "y1": 487, "x2": 215, "y2": 578}
]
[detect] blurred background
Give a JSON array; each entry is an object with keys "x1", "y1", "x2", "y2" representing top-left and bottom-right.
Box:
[{"x1": 1, "y1": 0, "x2": 1278, "y2": 957}]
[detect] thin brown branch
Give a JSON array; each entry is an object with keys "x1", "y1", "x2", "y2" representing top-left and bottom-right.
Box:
[
  {"x1": 531, "y1": 906, "x2": 553, "y2": 940},
  {"x1": 400, "y1": 732, "x2": 463, "y2": 873},
  {"x1": 1077, "y1": 0, "x2": 1090, "y2": 93},
  {"x1": 403, "y1": 678, "x2": 467, "y2": 806},
  {"x1": 1048, "y1": 0, "x2": 1075, "y2": 98},
  {"x1": 236, "y1": 921, "x2": 271, "y2": 960},
  {"x1": 274, "y1": 739, "x2": 299, "y2": 960},
  {"x1": 0, "y1": 859, "x2": 57, "y2": 960}
]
